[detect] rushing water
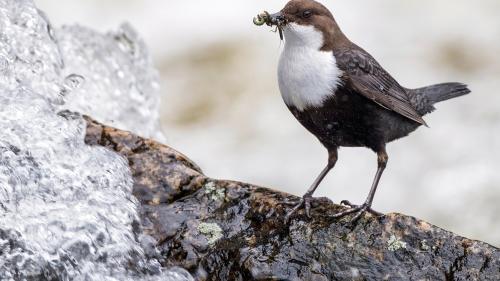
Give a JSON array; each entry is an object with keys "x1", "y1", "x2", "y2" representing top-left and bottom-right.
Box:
[{"x1": 0, "y1": 0, "x2": 191, "y2": 280}]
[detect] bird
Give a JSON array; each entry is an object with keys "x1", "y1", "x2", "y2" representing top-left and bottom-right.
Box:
[{"x1": 255, "y1": 0, "x2": 471, "y2": 222}]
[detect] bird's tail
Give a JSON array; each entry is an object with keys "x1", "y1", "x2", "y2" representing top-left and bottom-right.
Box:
[{"x1": 414, "y1": 82, "x2": 471, "y2": 104}]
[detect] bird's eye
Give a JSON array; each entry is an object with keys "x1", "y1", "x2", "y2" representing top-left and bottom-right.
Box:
[{"x1": 302, "y1": 10, "x2": 312, "y2": 18}]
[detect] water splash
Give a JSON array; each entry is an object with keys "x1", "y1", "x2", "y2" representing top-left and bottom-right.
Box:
[
  {"x1": 0, "y1": 0, "x2": 189, "y2": 280},
  {"x1": 57, "y1": 23, "x2": 164, "y2": 141}
]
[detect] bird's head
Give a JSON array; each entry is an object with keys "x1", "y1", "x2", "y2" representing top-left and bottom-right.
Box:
[{"x1": 265, "y1": 0, "x2": 344, "y2": 50}]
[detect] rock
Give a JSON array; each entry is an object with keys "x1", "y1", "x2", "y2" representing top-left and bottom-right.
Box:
[{"x1": 84, "y1": 116, "x2": 500, "y2": 281}]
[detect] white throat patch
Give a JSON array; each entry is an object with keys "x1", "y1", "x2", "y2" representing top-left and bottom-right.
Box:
[{"x1": 278, "y1": 23, "x2": 342, "y2": 111}]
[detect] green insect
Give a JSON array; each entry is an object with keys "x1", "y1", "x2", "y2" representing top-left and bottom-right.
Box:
[{"x1": 253, "y1": 11, "x2": 270, "y2": 26}]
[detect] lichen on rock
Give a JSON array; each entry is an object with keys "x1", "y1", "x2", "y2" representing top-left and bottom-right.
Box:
[
  {"x1": 204, "y1": 181, "x2": 226, "y2": 201},
  {"x1": 197, "y1": 222, "x2": 224, "y2": 246},
  {"x1": 387, "y1": 234, "x2": 407, "y2": 251},
  {"x1": 420, "y1": 239, "x2": 430, "y2": 251}
]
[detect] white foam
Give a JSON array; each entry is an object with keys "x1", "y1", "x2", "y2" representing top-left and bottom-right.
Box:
[{"x1": 0, "y1": 0, "x2": 189, "y2": 280}]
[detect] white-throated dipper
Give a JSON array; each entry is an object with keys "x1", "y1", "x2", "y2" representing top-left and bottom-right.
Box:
[{"x1": 254, "y1": 0, "x2": 471, "y2": 222}]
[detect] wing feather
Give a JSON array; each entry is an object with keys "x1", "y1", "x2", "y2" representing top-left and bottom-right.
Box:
[{"x1": 335, "y1": 48, "x2": 427, "y2": 126}]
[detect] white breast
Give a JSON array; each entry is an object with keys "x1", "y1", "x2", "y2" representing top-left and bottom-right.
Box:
[{"x1": 278, "y1": 23, "x2": 342, "y2": 111}]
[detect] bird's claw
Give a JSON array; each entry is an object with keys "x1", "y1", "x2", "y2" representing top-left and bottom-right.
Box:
[
  {"x1": 340, "y1": 199, "x2": 354, "y2": 207},
  {"x1": 283, "y1": 195, "x2": 314, "y2": 223},
  {"x1": 280, "y1": 197, "x2": 303, "y2": 206},
  {"x1": 282, "y1": 196, "x2": 383, "y2": 224},
  {"x1": 282, "y1": 196, "x2": 334, "y2": 223},
  {"x1": 332, "y1": 201, "x2": 383, "y2": 223}
]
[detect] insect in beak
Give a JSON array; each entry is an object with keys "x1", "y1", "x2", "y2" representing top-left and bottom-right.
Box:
[
  {"x1": 253, "y1": 11, "x2": 270, "y2": 26},
  {"x1": 275, "y1": 25, "x2": 284, "y2": 41},
  {"x1": 253, "y1": 11, "x2": 286, "y2": 41}
]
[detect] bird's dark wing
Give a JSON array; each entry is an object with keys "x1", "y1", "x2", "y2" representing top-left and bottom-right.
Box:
[{"x1": 335, "y1": 48, "x2": 427, "y2": 126}]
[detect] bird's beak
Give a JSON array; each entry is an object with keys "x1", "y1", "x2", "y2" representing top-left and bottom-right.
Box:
[{"x1": 269, "y1": 12, "x2": 286, "y2": 26}]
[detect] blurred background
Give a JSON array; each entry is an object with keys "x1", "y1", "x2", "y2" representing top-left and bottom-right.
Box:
[{"x1": 36, "y1": 0, "x2": 500, "y2": 246}]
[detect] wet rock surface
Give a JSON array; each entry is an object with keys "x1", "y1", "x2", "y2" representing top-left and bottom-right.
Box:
[{"x1": 84, "y1": 116, "x2": 500, "y2": 281}]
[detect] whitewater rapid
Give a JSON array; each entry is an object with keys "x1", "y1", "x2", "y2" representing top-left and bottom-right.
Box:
[{"x1": 0, "y1": 0, "x2": 191, "y2": 280}]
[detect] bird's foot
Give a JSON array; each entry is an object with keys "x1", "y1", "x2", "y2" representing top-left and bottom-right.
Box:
[
  {"x1": 282, "y1": 195, "x2": 331, "y2": 223},
  {"x1": 331, "y1": 200, "x2": 383, "y2": 223}
]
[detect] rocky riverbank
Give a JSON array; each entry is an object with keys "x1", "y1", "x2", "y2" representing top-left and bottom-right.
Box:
[{"x1": 84, "y1": 115, "x2": 500, "y2": 281}]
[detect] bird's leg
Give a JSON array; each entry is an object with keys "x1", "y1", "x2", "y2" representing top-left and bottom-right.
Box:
[
  {"x1": 332, "y1": 148, "x2": 388, "y2": 222},
  {"x1": 284, "y1": 149, "x2": 338, "y2": 223}
]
